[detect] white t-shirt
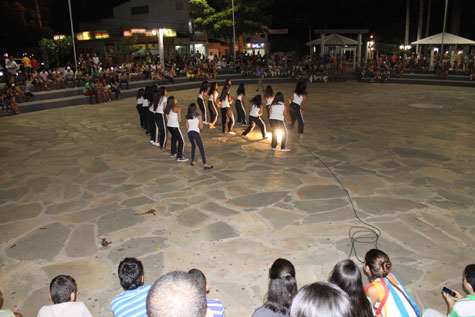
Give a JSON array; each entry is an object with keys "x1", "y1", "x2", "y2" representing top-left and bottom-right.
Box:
[
  {"x1": 37, "y1": 302, "x2": 92, "y2": 317},
  {"x1": 156, "y1": 97, "x2": 166, "y2": 114},
  {"x1": 266, "y1": 96, "x2": 274, "y2": 106},
  {"x1": 269, "y1": 102, "x2": 285, "y2": 121},
  {"x1": 237, "y1": 94, "x2": 243, "y2": 101},
  {"x1": 187, "y1": 117, "x2": 200, "y2": 133},
  {"x1": 250, "y1": 104, "x2": 260, "y2": 117},
  {"x1": 167, "y1": 111, "x2": 179, "y2": 128},
  {"x1": 198, "y1": 91, "x2": 204, "y2": 100},
  {"x1": 292, "y1": 93, "x2": 304, "y2": 105},
  {"x1": 137, "y1": 96, "x2": 144, "y2": 105},
  {"x1": 221, "y1": 96, "x2": 230, "y2": 108}
]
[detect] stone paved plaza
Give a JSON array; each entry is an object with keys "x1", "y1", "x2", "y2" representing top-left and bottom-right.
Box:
[{"x1": 0, "y1": 82, "x2": 474, "y2": 316}]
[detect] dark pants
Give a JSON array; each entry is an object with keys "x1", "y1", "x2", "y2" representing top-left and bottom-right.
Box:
[
  {"x1": 148, "y1": 110, "x2": 155, "y2": 137},
  {"x1": 153, "y1": 113, "x2": 162, "y2": 144},
  {"x1": 289, "y1": 102, "x2": 304, "y2": 134},
  {"x1": 137, "y1": 104, "x2": 144, "y2": 128},
  {"x1": 188, "y1": 131, "x2": 206, "y2": 164},
  {"x1": 235, "y1": 99, "x2": 246, "y2": 124},
  {"x1": 168, "y1": 127, "x2": 184, "y2": 159},
  {"x1": 242, "y1": 116, "x2": 266, "y2": 138},
  {"x1": 270, "y1": 119, "x2": 288, "y2": 149},
  {"x1": 221, "y1": 107, "x2": 234, "y2": 133},
  {"x1": 156, "y1": 113, "x2": 167, "y2": 149},
  {"x1": 119, "y1": 79, "x2": 129, "y2": 90},
  {"x1": 208, "y1": 100, "x2": 218, "y2": 125},
  {"x1": 197, "y1": 98, "x2": 207, "y2": 122}
]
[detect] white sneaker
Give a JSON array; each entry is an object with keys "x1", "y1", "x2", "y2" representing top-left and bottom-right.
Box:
[
  {"x1": 177, "y1": 157, "x2": 189, "y2": 162},
  {"x1": 171, "y1": 153, "x2": 176, "y2": 157},
  {"x1": 149, "y1": 140, "x2": 154, "y2": 144},
  {"x1": 281, "y1": 148, "x2": 291, "y2": 152},
  {"x1": 228, "y1": 131, "x2": 236, "y2": 135},
  {"x1": 272, "y1": 148, "x2": 276, "y2": 151},
  {"x1": 153, "y1": 142, "x2": 160, "y2": 147}
]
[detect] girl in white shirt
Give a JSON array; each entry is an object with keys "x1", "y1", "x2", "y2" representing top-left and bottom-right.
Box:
[
  {"x1": 288, "y1": 81, "x2": 307, "y2": 138},
  {"x1": 185, "y1": 103, "x2": 213, "y2": 170},
  {"x1": 269, "y1": 92, "x2": 290, "y2": 152},
  {"x1": 242, "y1": 95, "x2": 266, "y2": 139},
  {"x1": 218, "y1": 85, "x2": 235, "y2": 134},
  {"x1": 152, "y1": 86, "x2": 167, "y2": 148},
  {"x1": 165, "y1": 96, "x2": 188, "y2": 162},
  {"x1": 235, "y1": 83, "x2": 247, "y2": 125},
  {"x1": 197, "y1": 81, "x2": 209, "y2": 124},
  {"x1": 136, "y1": 88, "x2": 145, "y2": 130},
  {"x1": 207, "y1": 82, "x2": 219, "y2": 128},
  {"x1": 264, "y1": 85, "x2": 275, "y2": 120}
]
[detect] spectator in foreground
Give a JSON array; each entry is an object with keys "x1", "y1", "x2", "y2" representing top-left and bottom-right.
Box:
[
  {"x1": 188, "y1": 269, "x2": 224, "y2": 317},
  {"x1": 423, "y1": 264, "x2": 475, "y2": 317},
  {"x1": 147, "y1": 271, "x2": 209, "y2": 317},
  {"x1": 328, "y1": 259, "x2": 373, "y2": 317},
  {"x1": 252, "y1": 258, "x2": 298, "y2": 317},
  {"x1": 111, "y1": 258, "x2": 150, "y2": 317},
  {"x1": 290, "y1": 282, "x2": 352, "y2": 317},
  {"x1": 37, "y1": 275, "x2": 92, "y2": 317},
  {"x1": 0, "y1": 289, "x2": 22, "y2": 317},
  {"x1": 364, "y1": 249, "x2": 420, "y2": 317}
]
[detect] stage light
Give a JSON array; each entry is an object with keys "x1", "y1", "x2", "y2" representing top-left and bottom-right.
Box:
[{"x1": 276, "y1": 129, "x2": 283, "y2": 144}]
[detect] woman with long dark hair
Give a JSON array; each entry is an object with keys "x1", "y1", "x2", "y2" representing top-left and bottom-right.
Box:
[
  {"x1": 165, "y1": 96, "x2": 188, "y2": 162},
  {"x1": 364, "y1": 249, "x2": 420, "y2": 317},
  {"x1": 329, "y1": 259, "x2": 373, "y2": 317},
  {"x1": 218, "y1": 85, "x2": 235, "y2": 134},
  {"x1": 153, "y1": 86, "x2": 167, "y2": 149},
  {"x1": 197, "y1": 80, "x2": 209, "y2": 124},
  {"x1": 185, "y1": 103, "x2": 213, "y2": 170},
  {"x1": 264, "y1": 85, "x2": 275, "y2": 120},
  {"x1": 145, "y1": 86, "x2": 155, "y2": 140},
  {"x1": 207, "y1": 82, "x2": 219, "y2": 128},
  {"x1": 242, "y1": 95, "x2": 266, "y2": 139},
  {"x1": 288, "y1": 81, "x2": 307, "y2": 138},
  {"x1": 235, "y1": 83, "x2": 247, "y2": 125},
  {"x1": 252, "y1": 258, "x2": 298, "y2": 317},
  {"x1": 269, "y1": 92, "x2": 290, "y2": 152},
  {"x1": 136, "y1": 88, "x2": 145, "y2": 129}
]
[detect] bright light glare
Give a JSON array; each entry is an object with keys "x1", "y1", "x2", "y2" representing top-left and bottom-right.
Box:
[{"x1": 276, "y1": 129, "x2": 283, "y2": 144}]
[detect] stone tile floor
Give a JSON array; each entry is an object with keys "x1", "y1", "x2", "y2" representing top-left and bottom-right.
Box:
[{"x1": 0, "y1": 82, "x2": 474, "y2": 316}]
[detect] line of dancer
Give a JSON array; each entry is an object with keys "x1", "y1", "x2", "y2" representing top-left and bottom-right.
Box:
[{"x1": 136, "y1": 80, "x2": 307, "y2": 166}]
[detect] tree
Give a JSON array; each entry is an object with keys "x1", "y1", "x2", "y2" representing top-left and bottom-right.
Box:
[
  {"x1": 114, "y1": 37, "x2": 139, "y2": 63},
  {"x1": 190, "y1": 0, "x2": 273, "y2": 47},
  {"x1": 39, "y1": 38, "x2": 57, "y2": 68},
  {"x1": 39, "y1": 36, "x2": 73, "y2": 67}
]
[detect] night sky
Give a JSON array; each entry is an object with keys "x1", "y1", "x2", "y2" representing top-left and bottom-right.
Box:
[{"x1": 51, "y1": 0, "x2": 474, "y2": 45}]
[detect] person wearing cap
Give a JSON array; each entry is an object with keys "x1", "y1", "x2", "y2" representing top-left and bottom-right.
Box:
[{"x1": 64, "y1": 66, "x2": 74, "y2": 86}]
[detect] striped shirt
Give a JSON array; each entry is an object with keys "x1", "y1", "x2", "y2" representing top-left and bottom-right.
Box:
[
  {"x1": 208, "y1": 299, "x2": 225, "y2": 317},
  {"x1": 111, "y1": 284, "x2": 151, "y2": 317}
]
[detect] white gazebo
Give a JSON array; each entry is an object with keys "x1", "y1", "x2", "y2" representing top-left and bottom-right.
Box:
[
  {"x1": 306, "y1": 34, "x2": 359, "y2": 68},
  {"x1": 411, "y1": 32, "x2": 475, "y2": 68}
]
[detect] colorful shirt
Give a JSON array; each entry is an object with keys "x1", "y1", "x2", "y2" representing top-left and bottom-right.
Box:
[
  {"x1": 207, "y1": 299, "x2": 225, "y2": 317},
  {"x1": 111, "y1": 284, "x2": 151, "y2": 317},
  {"x1": 450, "y1": 294, "x2": 475, "y2": 317}
]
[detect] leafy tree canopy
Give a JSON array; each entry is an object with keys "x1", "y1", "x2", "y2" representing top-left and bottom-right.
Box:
[{"x1": 190, "y1": 0, "x2": 274, "y2": 39}]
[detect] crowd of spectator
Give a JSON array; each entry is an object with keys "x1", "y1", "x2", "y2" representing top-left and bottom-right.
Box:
[{"x1": 1, "y1": 250, "x2": 473, "y2": 317}]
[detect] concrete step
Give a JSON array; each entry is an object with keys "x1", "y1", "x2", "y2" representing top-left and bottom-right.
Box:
[
  {"x1": 361, "y1": 77, "x2": 475, "y2": 87},
  {"x1": 400, "y1": 73, "x2": 470, "y2": 81}
]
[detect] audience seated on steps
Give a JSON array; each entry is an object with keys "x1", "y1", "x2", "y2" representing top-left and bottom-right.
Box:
[
  {"x1": 111, "y1": 257, "x2": 151, "y2": 317},
  {"x1": 37, "y1": 275, "x2": 92, "y2": 317},
  {"x1": 423, "y1": 264, "x2": 475, "y2": 317}
]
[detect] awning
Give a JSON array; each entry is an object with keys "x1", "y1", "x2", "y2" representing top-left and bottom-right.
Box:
[
  {"x1": 306, "y1": 34, "x2": 358, "y2": 46},
  {"x1": 411, "y1": 32, "x2": 475, "y2": 45}
]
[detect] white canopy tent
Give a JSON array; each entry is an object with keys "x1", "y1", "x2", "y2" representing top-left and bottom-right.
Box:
[
  {"x1": 411, "y1": 32, "x2": 475, "y2": 45},
  {"x1": 411, "y1": 32, "x2": 475, "y2": 69},
  {"x1": 306, "y1": 34, "x2": 359, "y2": 69}
]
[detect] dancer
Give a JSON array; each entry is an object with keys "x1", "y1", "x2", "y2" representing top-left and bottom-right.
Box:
[
  {"x1": 153, "y1": 86, "x2": 167, "y2": 149},
  {"x1": 142, "y1": 86, "x2": 151, "y2": 135},
  {"x1": 147, "y1": 86, "x2": 157, "y2": 145},
  {"x1": 218, "y1": 85, "x2": 235, "y2": 134},
  {"x1": 242, "y1": 95, "x2": 266, "y2": 139},
  {"x1": 207, "y1": 82, "x2": 219, "y2": 128},
  {"x1": 264, "y1": 85, "x2": 275, "y2": 120},
  {"x1": 136, "y1": 88, "x2": 145, "y2": 129},
  {"x1": 197, "y1": 80, "x2": 209, "y2": 124},
  {"x1": 288, "y1": 81, "x2": 307, "y2": 138},
  {"x1": 235, "y1": 83, "x2": 247, "y2": 125},
  {"x1": 185, "y1": 103, "x2": 213, "y2": 170},
  {"x1": 165, "y1": 96, "x2": 188, "y2": 162},
  {"x1": 269, "y1": 92, "x2": 289, "y2": 152}
]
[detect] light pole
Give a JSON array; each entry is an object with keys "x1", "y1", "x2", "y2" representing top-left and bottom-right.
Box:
[
  {"x1": 67, "y1": 0, "x2": 78, "y2": 71},
  {"x1": 441, "y1": 0, "x2": 449, "y2": 56},
  {"x1": 152, "y1": 29, "x2": 165, "y2": 68},
  {"x1": 231, "y1": 0, "x2": 236, "y2": 60}
]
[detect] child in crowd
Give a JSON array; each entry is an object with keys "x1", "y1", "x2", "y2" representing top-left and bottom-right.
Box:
[
  {"x1": 423, "y1": 264, "x2": 475, "y2": 317},
  {"x1": 111, "y1": 258, "x2": 151, "y2": 317},
  {"x1": 185, "y1": 103, "x2": 213, "y2": 170},
  {"x1": 188, "y1": 269, "x2": 223, "y2": 316},
  {"x1": 0, "y1": 290, "x2": 22, "y2": 317},
  {"x1": 242, "y1": 95, "x2": 267, "y2": 139},
  {"x1": 37, "y1": 275, "x2": 92, "y2": 317}
]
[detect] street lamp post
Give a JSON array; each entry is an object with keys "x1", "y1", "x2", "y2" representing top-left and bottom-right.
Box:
[
  {"x1": 232, "y1": 0, "x2": 236, "y2": 61},
  {"x1": 152, "y1": 29, "x2": 165, "y2": 68},
  {"x1": 67, "y1": 0, "x2": 78, "y2": 71},
  {"x1": 441, "y1": 0, "x2": 449, "y2": 56}
]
